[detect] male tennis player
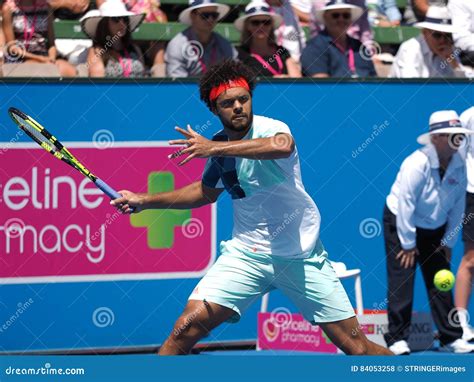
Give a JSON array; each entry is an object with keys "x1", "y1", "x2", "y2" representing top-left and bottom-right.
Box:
[{"x1": 111, "y1": 60, "x2": 392, "y2": 355}]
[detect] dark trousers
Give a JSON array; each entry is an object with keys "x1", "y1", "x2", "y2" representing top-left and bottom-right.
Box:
[{"x1": 383, "y1": 205, "x2": 462, "y2": 346}]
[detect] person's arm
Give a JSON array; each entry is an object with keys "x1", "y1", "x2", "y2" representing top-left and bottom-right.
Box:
[
  {"x1": 169, "y1": 125, "x2": 295, "y2": 166},
  {"x1": 412, "y1": 0, "x2": 429, "y2": 18},
  {"x1": 47, "y1": 9, "x2": 56, "y2": 62},
  {"x1": 448, "y1": 0, "x2": 474, "y2": 52},
  {"x1": 382, "y1": 0, "x2": 402, "y2": 24},
  {"x1": 87, "y1": 47, "x2": 105, "y2": 77},
  {"x1": 47, "y1": 0, "x2": 89, "y2": 13},
  {"x1": 284, "y1": 56, "x2": 302, "y2": 77},
  {"x1": 291, "y1": 6, "x2": 311, "y2": 24},
  {"x1": 111, "y1": 181, "x2": 224, "y2": 214}
]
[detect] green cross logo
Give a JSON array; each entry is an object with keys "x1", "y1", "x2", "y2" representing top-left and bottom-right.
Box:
[{"x1": 130, "y1": 172, "x2": 191, "y2": 249}]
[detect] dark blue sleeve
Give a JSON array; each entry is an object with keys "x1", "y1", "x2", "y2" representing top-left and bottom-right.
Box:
[
  {"x1": 301, "y1": 37, "x2": 330, "y2": 76},
  {"x1": 202, "y1": 157, "x2": 223, "y2": 189}
]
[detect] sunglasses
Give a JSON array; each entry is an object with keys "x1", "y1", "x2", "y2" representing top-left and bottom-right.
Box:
[
  {"x1": 196, "y1": 11, "x2": 220, "y2": 20},
  {"x1": 430, "y1": 31, "x2": 453, "y2": 41},
  {"x1": 249, "y1": 18, "x2": 273, "y2": 27},
  {"x1": 110, "y1": 16, "x2": 128, "y2": 23},
  {"x1": 331, "y1": 12, "x2": 351, "y2": 20}
]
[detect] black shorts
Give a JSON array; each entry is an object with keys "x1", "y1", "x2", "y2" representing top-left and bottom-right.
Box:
[{"x1": 462, "y1": 192, "x2": 474, "y2": 243}]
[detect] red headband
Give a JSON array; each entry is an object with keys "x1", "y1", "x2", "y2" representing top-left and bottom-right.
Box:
[{"x1": 209, "y1": 78, "x2": 250, "y2": 102}]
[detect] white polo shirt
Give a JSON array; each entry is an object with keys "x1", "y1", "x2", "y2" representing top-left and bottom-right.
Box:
[
  {"x1": 386, "y1": 143, "x2": 467, "y2": 249},
  {"x1": 389, "y1": 35, "x2": 472, "y2": 78},
  {"x1": 461, "y1": 107, "x2": 474, "y2": 193}
]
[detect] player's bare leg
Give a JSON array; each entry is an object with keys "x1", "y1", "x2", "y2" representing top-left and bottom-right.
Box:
[
  {"x1": 159, "y1": 300, "x2": 235, "y2": 355},
  {"x1": 320, "y1": 316, "x2": 393, "y2": 355},
  {"x1": 455, "y1": 241, "x2": 474, "y2": 335}
]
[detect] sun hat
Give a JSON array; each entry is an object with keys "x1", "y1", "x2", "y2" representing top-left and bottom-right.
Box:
[
  {"x1": 414, "y1": 6, "x2": 460, "y2": 34},
  {"x1": 80, "y1": 0, "x2": 145, "y2": 40},
  {"x1": 178, "y1": 0, "x2": 230, "y2": 25},
  {"x1": 315, "y1": 0, "x2": 363, "y2": 24},
  {"x1": 417, "y1": 110, "x2": 473, "y2": 145},
  {"x1": 234, "y1": 1, "x2": 283, "y2": 32}
]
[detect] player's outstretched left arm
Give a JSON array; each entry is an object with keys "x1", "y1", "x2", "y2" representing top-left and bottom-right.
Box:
[{"x1": 169, "y1": 125, "x2": 294, "y2": 166}]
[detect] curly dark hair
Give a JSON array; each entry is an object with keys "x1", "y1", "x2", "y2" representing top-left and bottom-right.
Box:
[{"x1": 199, "y1": 60, "x2": 257, "y2": 111}]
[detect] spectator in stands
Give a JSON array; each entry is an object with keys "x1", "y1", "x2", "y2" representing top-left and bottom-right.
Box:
[
  {"x1": 265, "y1": 0, "x2": 306, "y2": 63},
  {"x1": 448, "y1": 0, "x2": 474, "y2": 68},
  {"x1": 2, "y1": 0, "x2": 76, "y2": 75},
  {"x1": 309, "y1": 0, "x2": 373, "y2": 43},
  {"x1": 235, "y1": 1, "x2": 301, "y2": 77},
  {"x1": 97, "y1": 0, "x2": 168, "y2": 76},
  {"x1": 390, "y1": 6, "x2": 472, "y2": 78},
  {"x1": 165, "y1": 0, "x2": 235, "y2": 77},
  {"x1": 301, "y1": 0, "x2": 376, "y2": 77},
  {"x1": 48, "y1": 0, "x2": 92, "y2": 66},
  {"x1": 290, "y1": 0, "x2": 311, "y2": 26},
  {"x1": 383, "y1": 110, "x2": 474, "y2": 355},
  {"x1": 367, "y1": 0, "x2": 401, "y2": 27},
  {"x1": 411, "y1": 0, "x2": 446, "y2": 22},
  {"x1": 81, "y1": 0, "x2": 146, "y2": 77}
]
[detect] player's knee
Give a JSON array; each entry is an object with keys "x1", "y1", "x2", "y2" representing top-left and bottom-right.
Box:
[
  {"x1": 463, "y1": 256, "x2": 474, "y2": 271},
  {"x1": 345, "y1": 340, "x2": 369, "y2": 355},
  {"x1": 171, "y1": 314, "x2": 208, "y2": 341}
]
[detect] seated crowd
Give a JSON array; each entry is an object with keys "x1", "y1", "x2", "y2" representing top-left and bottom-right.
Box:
[{"x1": 0, "y1": 0, "x2": 472, "y2": 78}]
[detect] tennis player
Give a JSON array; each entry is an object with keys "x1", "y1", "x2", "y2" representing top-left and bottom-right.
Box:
[{"x1": 111, "y1": 60, "x2": 392, "y2": 356}]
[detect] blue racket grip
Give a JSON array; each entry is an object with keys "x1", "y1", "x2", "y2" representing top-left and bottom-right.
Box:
[{"x1": 95, "y1": 178, "x2": 135, "y2": 212}]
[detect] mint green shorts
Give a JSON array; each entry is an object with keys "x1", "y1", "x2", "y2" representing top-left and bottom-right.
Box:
[{"x1": 189, "y1": 239, "x2": 355, "y2": 324}]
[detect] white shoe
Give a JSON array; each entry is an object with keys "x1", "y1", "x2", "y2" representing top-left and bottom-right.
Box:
[
  {"x1": 439, "y1": 338, "x2": 474, "y2": 353},
  {"x1": 388, "y1": 340, "x2": 411, "y2": 355},
  {"x1": 462, "y1": 326, "x2": 474, "y2": 342}
]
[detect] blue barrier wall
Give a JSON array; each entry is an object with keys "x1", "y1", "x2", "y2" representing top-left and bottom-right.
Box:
[{"x1": 0, "y1": 80, "x2": 473, "y2": 352}]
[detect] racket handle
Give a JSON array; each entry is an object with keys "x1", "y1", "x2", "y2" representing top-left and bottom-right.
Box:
[
  {"x1": 95, "y1": 178, "x2": 136, "y2": 213},
  {"x1": 95, "y1": 178, "x2": 122, "y2": 199}
]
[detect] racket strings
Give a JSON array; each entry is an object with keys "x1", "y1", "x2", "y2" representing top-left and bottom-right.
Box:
[{"x1": 12, "y1": 113, "x2": 58, "y2": 153}]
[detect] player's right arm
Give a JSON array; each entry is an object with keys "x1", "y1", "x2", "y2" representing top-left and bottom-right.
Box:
[{"x1": 111, "y1": 181, "x2": 223, "y2": 214}]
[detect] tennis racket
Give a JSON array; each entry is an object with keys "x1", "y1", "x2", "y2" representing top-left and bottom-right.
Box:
[{"x1": 8, "y1": 107, "x2": 125, "y2": 202}]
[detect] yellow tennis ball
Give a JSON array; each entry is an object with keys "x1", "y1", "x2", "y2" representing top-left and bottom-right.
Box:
[{"x1": 434, "y1": 270, "x2": 455, "y2": 292}]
